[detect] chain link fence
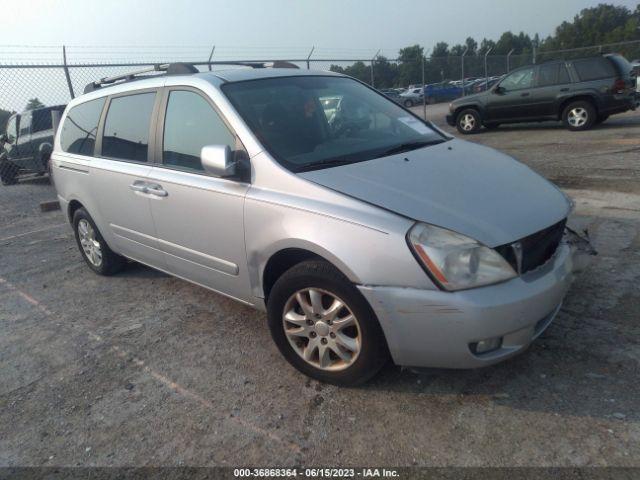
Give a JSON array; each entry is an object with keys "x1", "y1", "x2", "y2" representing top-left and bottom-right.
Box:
[
  {"x1": 1, "y1": 40, "x2": 639, "y2": 114},
  {"x1": 0, "y1": 40, "x2": 638, "y2": 183}
]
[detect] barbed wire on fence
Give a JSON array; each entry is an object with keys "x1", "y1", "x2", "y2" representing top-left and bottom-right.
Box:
[{"x1": 0, "y1": 40, "x2": 638, "y2": 114}]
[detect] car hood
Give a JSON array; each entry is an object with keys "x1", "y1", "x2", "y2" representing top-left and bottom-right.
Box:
[
  {"x1": 453, "y1": 91, "x2": 488, "y2": 104},
  {"x1": 298, "y1": 139, "x2": 570, "y2": 247}
]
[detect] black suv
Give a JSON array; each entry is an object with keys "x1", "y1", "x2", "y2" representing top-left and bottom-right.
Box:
[
  {"x1": 446, "y1": 54, "x2": 636, "y2": 134},
  {"x1": 0, "y1": 105, "x2": 66, "y2": 185}
]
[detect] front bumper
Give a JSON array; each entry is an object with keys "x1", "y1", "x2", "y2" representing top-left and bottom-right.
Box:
[
  {"x1": 358, "y1": 242, "x2": 573, "y2": 369},
  {"x1": 445, "y1": 114, "x2": 456, "y2": 126}
]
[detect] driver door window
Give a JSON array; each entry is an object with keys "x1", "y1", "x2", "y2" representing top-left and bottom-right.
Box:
[{"x1": 500, "y1": 67, "x2": 535, "y2": 91}]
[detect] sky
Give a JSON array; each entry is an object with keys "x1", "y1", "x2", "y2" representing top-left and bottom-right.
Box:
[{"x1": 4, "y1": 0, "x2": 639, "y2": 59}]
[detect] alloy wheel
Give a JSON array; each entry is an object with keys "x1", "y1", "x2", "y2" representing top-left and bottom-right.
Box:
[
  {"x1": 460, "y1": 113, "x2": 476, "y2": 131},
  {"x1": 568, "y1": 107, "x2": 588, "y2": 127},
  {"x1": 78, "y1": 219, "x2": 103, "y2": 267},
  {"x1": 282, "y1": 288, "x2": 361, "y2": 371}
]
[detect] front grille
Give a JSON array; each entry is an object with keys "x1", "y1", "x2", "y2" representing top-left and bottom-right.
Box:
[{"x1": 495, "y1": 219, "x2": 566, "y2": 275}]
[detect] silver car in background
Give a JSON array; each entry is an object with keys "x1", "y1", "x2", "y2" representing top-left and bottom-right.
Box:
[{"x1": 52, "y1": 64, "x2": 573, "y2": 385}]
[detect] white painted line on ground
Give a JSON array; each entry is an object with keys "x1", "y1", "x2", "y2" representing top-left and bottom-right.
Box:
[
  {"x1": 0, "y1": 223, "x2": 68, "y2": 242},
  {"x1": 0, "y1": 275, "x2": 302, "y2": 455}
]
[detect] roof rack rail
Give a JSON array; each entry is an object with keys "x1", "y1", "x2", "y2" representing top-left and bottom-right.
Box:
[
  {"x1": 83, "y1": 60, "x2": 299, "y2": 94},
  {"x1": 84, "y1": 62, "x2": 198, "y2": 93}
]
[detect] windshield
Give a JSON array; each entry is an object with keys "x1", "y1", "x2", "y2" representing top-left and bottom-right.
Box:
[{"x1": 222, "y1": 76, "x2": 446, "y2": 172}]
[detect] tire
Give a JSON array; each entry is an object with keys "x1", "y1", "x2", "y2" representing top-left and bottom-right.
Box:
[
  {"x1": 267, "y1": 260, "x2": 389, "y2": 386},
  {"x1": 456, "y1": 108, "x2": 482, "y2": 134},
  {"x1": 562, "y1": 100, "x2": 596, "y2": 131},
  {"x1": 426, "y1": 96, "x2": 435, "y2": 105},
  {"x1": 72, "y1": 207, "x2": 126, "y2": 276},
  {"x1": 403, "y1": 99, "x2": 414, "y2": 108},
  {"x1": 0, "y1": 162, "x2": 18, "y2": 185}
]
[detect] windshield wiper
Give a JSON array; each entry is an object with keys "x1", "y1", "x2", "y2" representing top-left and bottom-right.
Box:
[
  {"x1": 297, "y1": 157, "x2": 356, "y2": 172},
  {"x1": 377, "y1": 139, "x2": 445, "y2": 158}
]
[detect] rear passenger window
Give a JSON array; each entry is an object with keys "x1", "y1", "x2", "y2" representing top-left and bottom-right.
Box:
[
  {"x1": 573, "y1": 58, "x2": 615, "y2": 82},
  {"x1": 19, "y1": 112, "x2": 31, "y2": 136},
  {"x1": 162, "y1": 90, "x2": 235, "y2": 172},
  {"x1": 536, "y1": 63, "x2": 571, "y2": 87},
  {"x1": 537, "y1": 64, "x2": 558, "y2": 87},
  {"x1": 102, "y1": 92, "x2": 156, "y2": 162},
  {"x1": 558, "y1": 64, "x2": 571, "y2": 84},
  {"x1": 61, "y1": 98, "x2": 105, "y2": 155},
  {"x1": 32, "y1": 109, "x2": 52, "y2": 133}
]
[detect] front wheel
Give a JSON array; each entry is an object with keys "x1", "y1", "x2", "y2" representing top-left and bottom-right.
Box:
[
  {"x1": 403, "y1": 99, "x2": 414, "y2": 108},
  {"x1": 267, "y1": 260, "x2": 389, "y2": 386},
  {"x1": 456, "y1": 109, "x2": 481, "y2": 134},
  {"x1": 562, "y1": 101, "x2": 595, "y2": 131}
]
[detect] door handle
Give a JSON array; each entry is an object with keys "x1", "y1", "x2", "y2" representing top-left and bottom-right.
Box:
[
  {"x1": 520, "y1": 92, "x2": 530, "y2": 97},
  {"x1": 129, "y1": 181, "x2": 148, "y2": 194},
  {"x1": 145, "y1": 183, "x2": 168, "y2": 197},
  {"x1": 560, "y1": 88, "x2": 570, "y2": 92}
]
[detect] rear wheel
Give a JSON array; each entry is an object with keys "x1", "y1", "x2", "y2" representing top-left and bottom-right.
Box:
[
  {"x1": 73, "y1": 208, "x2": 126, "y2": 276},
  {"x1": 267, "y1": 260, "x2": 389, "y2": 386},
  {"x1": 403, "y1": 99, "x2": 414, "y2": 108},
  {"x1": 456, "y1": 109, "x2": 481, "y2": 134},
  {"x1": 562, "y1": 101, "x2": 596, "y2": 131}
]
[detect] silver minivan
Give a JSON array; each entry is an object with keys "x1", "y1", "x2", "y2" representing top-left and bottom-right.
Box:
[{"x1": 52, "y1": 63, "x2": 573, "y2": 385}]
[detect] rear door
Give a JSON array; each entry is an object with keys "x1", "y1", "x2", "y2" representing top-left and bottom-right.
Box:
[
  {"x1": 89, "y1": 89, "x2": 165, "y2": 268},
  {"x1": 146, "y1": 87, "x2": 252, "y2": 302},
  {"x1": 530, "y1": 62, "x2": 572, "y2": 118},
  {"x1": 485, "y1": 66, "x2": 537, "y2": 121}
]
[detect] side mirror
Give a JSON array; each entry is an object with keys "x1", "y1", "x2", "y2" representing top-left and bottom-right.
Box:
[
  {"x1": 494, "y1": 86, "x2": 505, "y2": 94},
  {"x1": 201, "y1": 145, "x2": 236, "y2": 178},
  {"x1": 0, "y1": 134, "x2": 7, "y2": 144}
]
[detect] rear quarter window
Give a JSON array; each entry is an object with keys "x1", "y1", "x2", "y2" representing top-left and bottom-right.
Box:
[
  {"x1": 61, "y1": 98, "x2": 106, "y2": 156},
  {"x1": 572, "y1": 58, "x2": 616, "y2": 81}
]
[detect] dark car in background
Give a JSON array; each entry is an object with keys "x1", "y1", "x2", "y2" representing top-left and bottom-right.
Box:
[
  {"x1": 0, "y1": 105, "x2": 65, "y2": 185},
  {"x1": 446, "y1": 54, "x2": 636, "y2": 134},
  {"x1": 379, "y1": 88, "x2": 402, "y2": 103}
]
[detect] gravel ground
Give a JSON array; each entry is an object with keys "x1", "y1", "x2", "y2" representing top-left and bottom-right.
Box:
[{"x1": 1, "y1": 106, "x2": 639, "y2": 467}]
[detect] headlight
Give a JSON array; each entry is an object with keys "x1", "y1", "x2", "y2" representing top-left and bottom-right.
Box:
[{"x1": 407, "y1": 223, "x2": 517, "y2": 291}]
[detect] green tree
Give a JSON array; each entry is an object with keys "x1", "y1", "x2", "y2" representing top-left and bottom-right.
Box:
[
  {"x1": 25, "y1": 98, "x2": 45, "y2": 110},
  {"x1": 397, "y1": 45, "x2": 425, "y2": 86},
  {"x1": 431, "y1": 42, "x2": 449, "y2": 57},
  {"x1": 464, "y1": 37, "x2": 478, "y2": 55}
]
